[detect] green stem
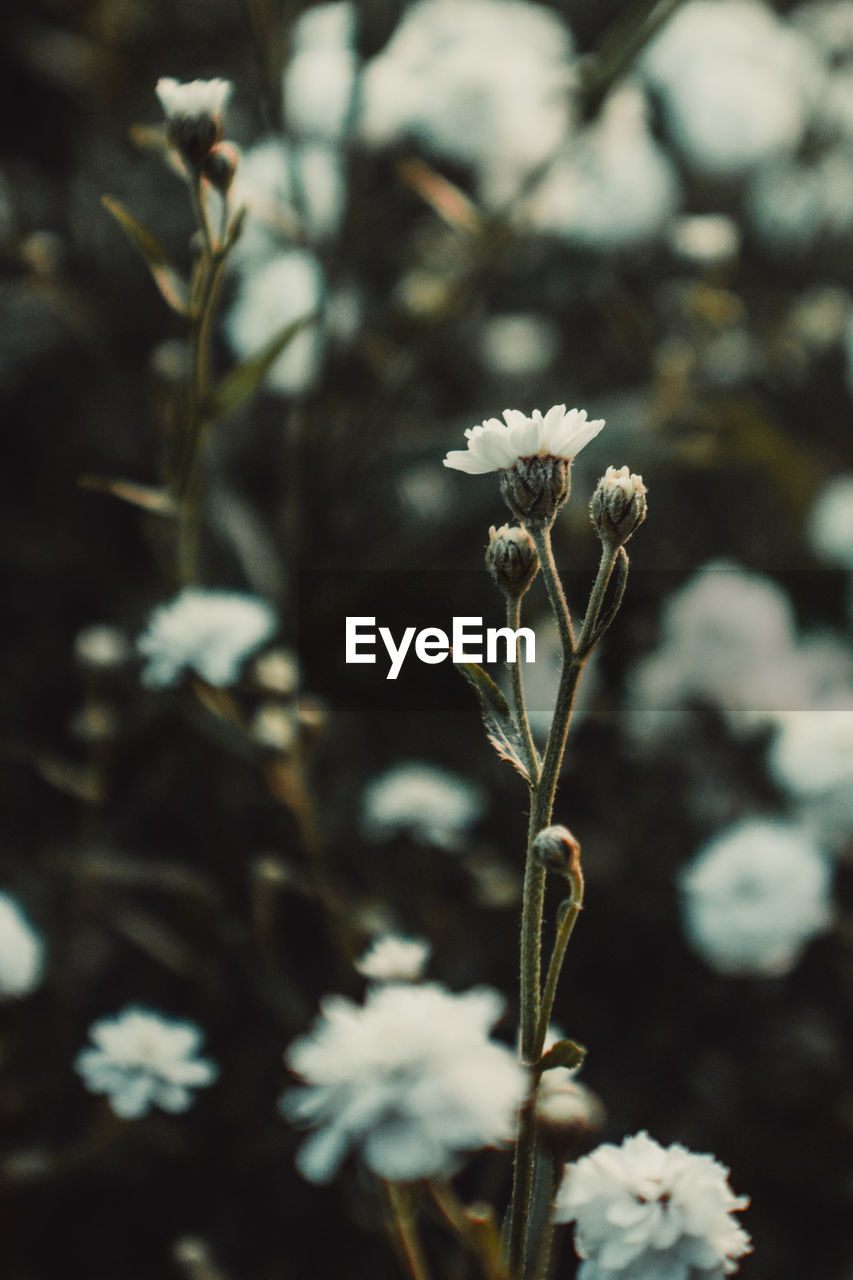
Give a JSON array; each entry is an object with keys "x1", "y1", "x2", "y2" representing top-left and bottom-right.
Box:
[
  {"x1": 534, "y1": 869, "x2": 585, "y2": 1063},
  {"x1": 384, "y1": 1182, "x2": 432, "y2": 1280},
  {"x1": 506, "y1": 595, "x2": 540, "y2": 786},
  {"x1": 508, "y1": 532, "x2": 621, "y2": 1279},
  {"x1": 175, "y1": 201, "x2": 229, "y2": 583}
]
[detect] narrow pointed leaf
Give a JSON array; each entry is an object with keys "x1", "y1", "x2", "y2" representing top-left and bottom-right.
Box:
[
  {"x1": 210, "y1": 311, "x2": 320, "y2": 417},
  {"x1": 78, "y1": 474, "x2": 178, "y2": 516},
  {"x1": 537, "y1": 1038, "x2": 587, "y2": 1073},
  {"x1": 588, "y1": 546, "x2": 629, "y2": 651},
  {"x1": 456, "y1": 661, "x2": 531, "y2": 781},
  {"x1": 102, "y1": 195, "x2": 190, "y2": 316}
]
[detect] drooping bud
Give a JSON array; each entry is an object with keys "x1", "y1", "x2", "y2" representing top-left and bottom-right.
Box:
[
  {"x1": 590, "y1": 466, "x2": 647, "y2": 548},
  {"x1": 202, "y1": 141, "x2": 240, "y2": 194},
  {"x1": 156, "y1": 77, "x2": 232, "y2": 170},
  {"x1": 499, "y1": 456, "x2": 570, "y2": 529},
  {"x1": 485, "y1": 524, "x2": 539, "y2": 598},
  {"x1": 532, "y1": 825, "x2": 581, "y2": 879}
]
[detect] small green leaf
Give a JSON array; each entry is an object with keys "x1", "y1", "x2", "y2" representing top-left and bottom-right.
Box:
[
  {"x1": 102, "y1": 195, "x2": 190, "y2": 316},
  {"x1": 537, "y1": 1038, "x2": 586, "y2": 1073},
  {"x1": 78, "y1": 474, "x2": 178, "y2": 516},
  {"x1": 456, "y1": 662, "x2": 532, "y2": 781},
  {"x1": 210, "y1": 311, "x2": 320, "y2": 417}
]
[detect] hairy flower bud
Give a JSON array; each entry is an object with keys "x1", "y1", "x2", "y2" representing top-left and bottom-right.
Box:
[
  {"x1": 202, "y1": 141, "x2": 240, "y2": 194},
  {"x1": 500, "y1": 457, "x2": 570, "y2": 528},
  {"x1": 485, "y1": 524, "x2": 539, "y2": 597},
  {"x1": 590, "y1": 466, "x2": 647, "y2": 547},
  {"x1": 532, "y1": 825, "x2": 581, "y2": 878}
]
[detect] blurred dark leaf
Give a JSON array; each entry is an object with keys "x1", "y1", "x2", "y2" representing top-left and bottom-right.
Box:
[
  {"x1": 209, "y1": 312, "x2": 319, "y2": 417},
  {"x1": 101, "y1": 195, "x2": 190, "y2": 316}
]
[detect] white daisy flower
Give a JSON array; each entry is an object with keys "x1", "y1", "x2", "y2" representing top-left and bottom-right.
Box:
[
  {"x1": 443, "y1": 405, "x2": 604, "y2": 475},
  {"x1": 282, "y1": 981, "x2": 527, "y2": 1184},
  {"x1": 75, "y1": 1007, "x2": 218, "y2": 1119},
  {"x1": 137, "y1": 587, "x2": 277, "y2": 688},
  {"x1": 355, "y1": 935, "x2": 431, "y2": 983},
  {"x1": 679, "y1": 819, "x2": 833, "y2": 977},
  {"x1": 554, "y1": 1130, "x2": 751, "y2": 1280},
  {"x1": 0, "y1": 892, "x2": 45, "y2": 999}
]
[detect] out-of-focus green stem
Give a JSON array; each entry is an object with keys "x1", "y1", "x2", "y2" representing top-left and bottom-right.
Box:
[{"x1": 384, "y1": 1182, "x2": 432, "y2": 1280}]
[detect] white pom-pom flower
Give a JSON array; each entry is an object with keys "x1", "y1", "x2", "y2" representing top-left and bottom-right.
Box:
[
  {"x1": 361, "y1": 761, "x2": 485, "y2": 850},
  {"x1": 75, "y1": 1007, "x2": 218, "y2": 1119},
  {"x1": 443, "y1": 405, "x2": 604, "y2": 475},
  {"x1": 679, "y1": 819, "x2": 833, "y2": 976},
  {"x1": 554, "y1": 1130, "x2": 751, "y2": 1280},
  {"x1": 137, "y1": 587, "x2": 277, "y2": 688},
  {"x1": 355, "y1": 935, "x2": 431, "y2": 983},
  {"x1": 0, "y1": 892, "x2": 45, "y2": 998},
  {"x1": 282, "y1": 982, "x2": 527, "y2": 1183},
  {"x1": 808, "y1": 474, "x2": 853, "y2": 568}
]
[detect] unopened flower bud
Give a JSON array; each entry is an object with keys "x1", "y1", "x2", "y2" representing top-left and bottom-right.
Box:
[
  {"x1": 532, "y1": 825, "x2": 581, "y2": 878},
  {"x1": 202, "y1": 141, "x2": 239, "y2": 194},
  {"x1": 156, "y1": 77, "x2": 232, "y2": 170},
  {"x1": 535, "y1": 1072, "x2": 605, "y2": 1158},
  {"x1": 590, "y1": 466, "x2": 647, "y2": 547},
  {"x1": 500, "y1": 457, "x2": 570, "y2": 529},
  {"x1": 485, "y1": 524, "x2": 539, "y2": 597}
]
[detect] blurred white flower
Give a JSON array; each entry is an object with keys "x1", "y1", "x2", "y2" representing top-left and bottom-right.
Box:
[
  {"x1": 75, "y1": 1007, "x2": 218, "y2": 1119},
  {"x1": 525, "y1": 83, "x2": 679, "y2": 250},
  {"x1": 807, "y1": 474, "x2": 853, "y2": 567},
  {"x1": 443, "y1": 405, "x2": 604, "y2": 475},
  {"x1": 479, "y1": 313, "x2": 559, "y2": 378},
  {"x1": 137, "y1": 587, "x2": 277, "y2": 688},
  {"x1": 625, "y1": 562, "x2": 805, "y2": 737},
  {"x1": 554, "y1": 1130, "x2": 751, "y2": 1280},
  {"x1": 668, "y1": 214, "x2": 740, "y2": 266},
  {"x1": 0, "y1": 892, "x2": 45, "y2": 998},
  {"x1": 282, "y1": 981, "x2": 527, "y2": 1183},
  {"x1": 230, "y1": 137, "x2": 345, "y2": 254},
  {"x1": 155, "y1": 77, "x2": 232, "y2": 126},
  {"x1": 748, "y1": 148, "x2": 853, "y2": 254},
  {"x1": 679, "y1": 819, "x2": 833, "y2": 976},
  {"x1": 767, "y1": 706, "x2": 853, "y2": 843},
  {"x1": 282, "y1": 2, "x2": 358, "y2": 140},
  {"x1": 74, "y1": 623, "x2": 131, "y2": 670},
  {"x1": 355, "y1": 935, "x2": 431, "y2": 982},
  {"x1": 225, "y1": 250, "x2": 324, "y2": 396},
  {"x1": 360, "y1": 0, "x2": 575, "y2": 204},
  {"x1": 361, "y1": 761, "x2": 485, "y2": 849},
  {"x1": 642, "y1": 0, "x2": 817, "y2": 176}
]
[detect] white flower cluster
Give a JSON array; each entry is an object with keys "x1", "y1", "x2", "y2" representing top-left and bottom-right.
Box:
[
  {"x1": 679, "y1": 818, "x2": 833, "y2": 976},
  {"x1": 767, "y1": 707, "x2": 853, "y2": 844},
  {"x1": 282, "y1": 981, "x2": 527, "y2": 1183},
  {"x1": 137, "y1": 587, "x2": 277, "y2": 688},
  {"x1": 555, "y1": 1131, "x2": 751, "y2": 1280},
  {"x1": 358, "y1": 0, "x2": 575, "y2": 205},
  {"x1": 443, "y1": 405, "x2": 605, "y2": 475},
  {"x1": 361, "y1": 761, "x2": 485, "y2": 849},
  {"x1": 808, "y1": 474, "x2": 853, "y2": 569},
  {"x1": 641, "y1": 0, "x2": 816, "y2": 177},
  {"x1": 355, "y1": 935, "x2": 431, "y2": 983},
  {"x1": 0, "y1": 892, "x2": 45, "y2": 999},
  {"x1": 626, "y1": 561, "x2": 853, "y2": 739},
  {"x1": 155, "y1": 78, "x2": 232, "y2": 125},
  {"x1": 75, "y1": 1007, "x2": 218, "y2": 1118}
]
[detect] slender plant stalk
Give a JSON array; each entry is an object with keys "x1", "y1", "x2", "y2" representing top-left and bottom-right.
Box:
[
  {"x1": 507, "y1": 596, "x2": 541, "y2": 786},
  {"x1": 508, "y1": 531, "x2": 621, "y2": 1278},
  {"x1": 175, "y1": 177, "x2": 230, "y2": 583},
  {"x1": 428, "y1": 1180, "x2": 510, "y2": 1280},
  {"x1": 384, "y1": 1182, "x2": 432, "y2": 1280}
]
